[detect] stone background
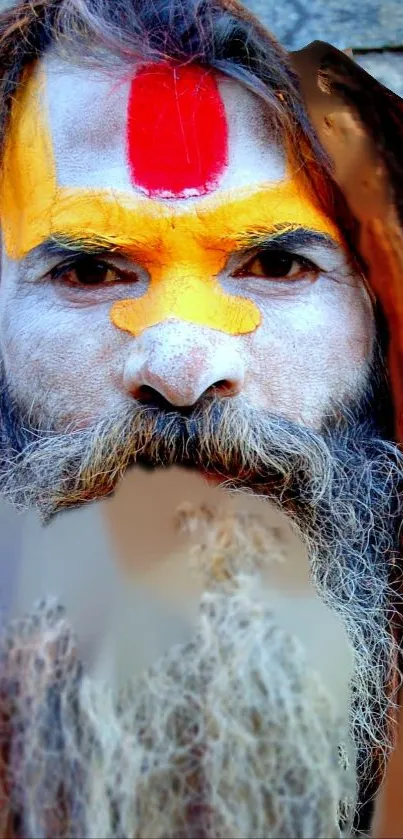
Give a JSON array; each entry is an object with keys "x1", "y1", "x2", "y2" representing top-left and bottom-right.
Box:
[
  {"x1": 244, "y1": 0, "x2": 403, "y2": 50},
  {"x1": 243, "y1": 0, "x2": 403, "y2": 97}
]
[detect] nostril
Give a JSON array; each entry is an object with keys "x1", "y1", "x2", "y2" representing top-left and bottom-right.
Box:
[
  {"x1": 133, "y1": 385, "x2": 195, "y2": 414},
  {"x1": 132, "y1": 380, "x2": 238, "y2": 410},
  {"x1": 133, "y1": 385, "x2": 171, "y2": 408},
  {"x1": 205, "y1": 379, "x2": 239, "y2": 398}
]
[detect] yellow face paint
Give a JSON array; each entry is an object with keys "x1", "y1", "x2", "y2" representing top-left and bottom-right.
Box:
[{"x1": 1, "y1": 64, "x2": 341, "y2": 338}]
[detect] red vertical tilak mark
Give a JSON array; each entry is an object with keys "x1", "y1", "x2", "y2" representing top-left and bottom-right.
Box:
[{"x1": 127, "y1": 63, "x2": 228, "y2": 197}]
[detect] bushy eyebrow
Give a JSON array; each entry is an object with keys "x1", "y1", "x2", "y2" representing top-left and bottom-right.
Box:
[
  {"x1": 229, "y1": 226, "x2": 340, "y2": 253},
  {"x1": 27, "y1": 226, "x2": 340, "y2": 268},
  {"x1": 23, "y1": 231, "x2": 167, "y2": 272},
  {"x1": 34, "y1": 234, "x2": 125, "y2": 261}
]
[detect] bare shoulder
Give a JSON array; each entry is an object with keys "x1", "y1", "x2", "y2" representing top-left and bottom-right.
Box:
[{"x1": 0, "y1": 600, "x2": 81, "y2": 839}]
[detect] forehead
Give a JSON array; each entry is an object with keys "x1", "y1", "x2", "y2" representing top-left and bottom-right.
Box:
[
  {"x1": 43, "y1": 54, "x2": 286, "y2": 197},
  {"x1": 2, "y1": 53, "x2": 340, "y2": 263}
]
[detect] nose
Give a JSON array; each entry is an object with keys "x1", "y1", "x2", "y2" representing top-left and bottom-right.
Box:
[{"x1": 123, "y1": 322, "x2": 245, "y2": 408}]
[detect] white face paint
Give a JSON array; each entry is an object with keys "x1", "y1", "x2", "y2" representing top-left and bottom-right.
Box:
[
  {"x1": 45, "y1": 57, "x2": 286, "y2": 194},
  {"x1": 0, "y1": 54, "x2": 375, "y2": 432}
]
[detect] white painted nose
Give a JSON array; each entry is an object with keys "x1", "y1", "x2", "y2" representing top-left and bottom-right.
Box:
[{"x1": 123, "y1": 321, "x2": 245, "y2": 407}]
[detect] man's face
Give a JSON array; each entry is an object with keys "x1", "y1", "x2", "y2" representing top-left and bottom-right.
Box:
[{"x1": 0, "y1": 54, "x2": 375, "y2": 433}]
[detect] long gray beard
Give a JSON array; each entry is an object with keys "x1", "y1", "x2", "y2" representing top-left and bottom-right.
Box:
[
  {"x1": 0, "y1": 367, "x2": 401, "y2": 835},
  {"x1": 2, "y1": 576, "x2": 355, "y2": 839}
]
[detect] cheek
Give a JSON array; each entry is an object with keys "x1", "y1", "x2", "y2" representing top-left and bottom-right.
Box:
[
  {"x1": 0, "y1": 277, "x2": 126, "y2": 427},
  {"x1": 243, "y1": 283, "x2": 375, "y2": 425}
]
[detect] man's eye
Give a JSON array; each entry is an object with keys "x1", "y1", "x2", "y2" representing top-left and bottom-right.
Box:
[
  {"x1": 51, "y1": 258, "x2": 126, "y2": 286},
  {"x1": 237, "y1": 249, "x2": 318, "y2": 280}
]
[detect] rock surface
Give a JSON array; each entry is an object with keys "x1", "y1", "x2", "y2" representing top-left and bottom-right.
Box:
[{"x1": 244, "y1": 0, "x2": 403, "y2": 50}]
